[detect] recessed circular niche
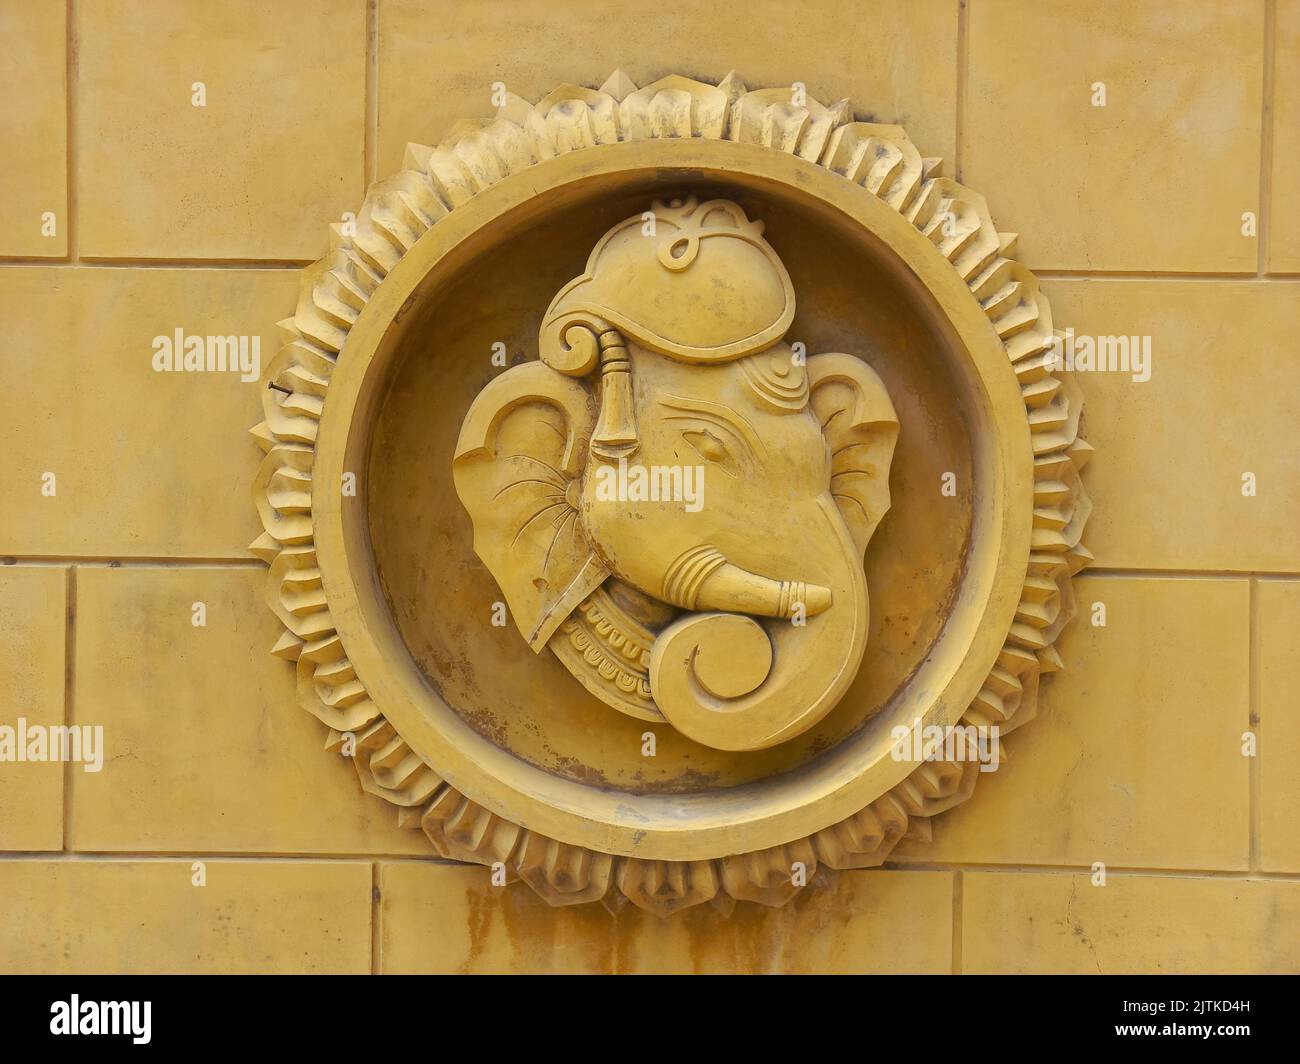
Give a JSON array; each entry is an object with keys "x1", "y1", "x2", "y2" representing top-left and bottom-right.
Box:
[{"x1": 369, "y1": 174, "x2": 978, "y2": 791}]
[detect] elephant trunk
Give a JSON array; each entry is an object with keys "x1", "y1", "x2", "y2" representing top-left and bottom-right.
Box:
[{"x1": 648, "y1": 499, "x2": 868, "y2": 751}]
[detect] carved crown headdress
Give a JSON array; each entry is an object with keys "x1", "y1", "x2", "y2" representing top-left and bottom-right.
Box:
[{"x1": 536, "y1": 196, "x2": 796, "y2": 457}]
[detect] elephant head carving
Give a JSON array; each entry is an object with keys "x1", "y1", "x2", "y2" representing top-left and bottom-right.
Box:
[{"x1": 453, "y1": 196, "x2": 899, "y2": 751}]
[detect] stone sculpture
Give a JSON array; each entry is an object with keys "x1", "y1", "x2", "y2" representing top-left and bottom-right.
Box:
[{"x1": 453, "y1": 196, "x2": 899, "y2": 751}]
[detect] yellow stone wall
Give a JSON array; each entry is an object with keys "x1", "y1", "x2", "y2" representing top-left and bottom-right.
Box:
[{"x1": 2, "y1": 0, "x2": 1297, "y2": 974}]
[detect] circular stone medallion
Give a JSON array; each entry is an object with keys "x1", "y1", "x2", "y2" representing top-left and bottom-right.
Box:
[{"x1": 252, "y1": 72, "x2": 1091, "y2": 914}]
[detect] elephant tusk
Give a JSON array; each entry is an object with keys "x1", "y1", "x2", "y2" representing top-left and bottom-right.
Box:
[{"x1": 662, "y1": 544, "x2": 832, "y2": 619}]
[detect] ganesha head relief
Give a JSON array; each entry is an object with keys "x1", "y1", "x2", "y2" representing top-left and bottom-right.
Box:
[{"x1": 453, "y1": 196, "x2": 899, "y2": 752}]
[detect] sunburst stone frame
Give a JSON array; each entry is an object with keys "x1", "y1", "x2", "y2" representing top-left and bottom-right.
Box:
[{"x1": 251, "y1": 72, "x2": 1091, "y2": 916}]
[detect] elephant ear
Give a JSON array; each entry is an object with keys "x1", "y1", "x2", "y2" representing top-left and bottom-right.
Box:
[
  {"x1": 807, "y1": 353, "x2": 900, "y2": 557},
  {"x1": 453, "y1": 361, "x2": 610, "y2": 650}
]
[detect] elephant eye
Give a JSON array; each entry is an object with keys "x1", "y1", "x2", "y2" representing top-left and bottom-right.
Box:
[{"x1": 682, "y1": 428, "x2": 740, "y2": 477}]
